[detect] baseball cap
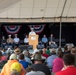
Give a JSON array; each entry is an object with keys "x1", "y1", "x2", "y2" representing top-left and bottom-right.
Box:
[
  {"x1": 10, "y1": 62, "x2": 21, "y2": 73},
  {"x1": 9, "y1": 53, "x2": 17, "y2": 60}
]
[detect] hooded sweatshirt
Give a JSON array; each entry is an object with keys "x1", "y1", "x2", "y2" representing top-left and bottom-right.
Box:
[{"x1": 0, "y1": 60, "x2": 26, "y2": 75}]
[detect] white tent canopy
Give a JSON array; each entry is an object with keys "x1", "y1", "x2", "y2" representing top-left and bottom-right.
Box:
[{"x1": 0, "y1": 0, "x2": 76, "y2": 22}]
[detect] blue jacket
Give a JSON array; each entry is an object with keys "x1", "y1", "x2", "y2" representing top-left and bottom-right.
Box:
[{"x1": 19, "y1": 60, "x2": 28, "y2": 69}]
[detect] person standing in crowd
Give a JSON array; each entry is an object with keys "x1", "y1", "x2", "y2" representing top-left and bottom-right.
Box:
[
  {"x1": 24, "y1": 35, "x2": 29, "y2": 45},
  {"x1": 42, "y1": 35, "x2": 48, "y2": 48},
  {"x1": 14, "y1": 34, "x2": 20, "y2": 47},
  {"x1": 29, "y1": 28, "x2": 36, "y2": 35},
  {"x1": 55, "y1": 54, "x2": 76, "y2": 75},
  {"x1": 7, "y1": 35, "x2": 14, "y2": 48},
  {"x1": 31, "y1": 52, "x2": 51, "y2": 75},
  {"x1": 1, "y1": 36, "x2": 7, "y2": 49}
]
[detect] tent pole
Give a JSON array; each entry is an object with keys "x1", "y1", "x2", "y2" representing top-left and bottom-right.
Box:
[
  {"x1": 0, "y1": 23, "x2": 2, "y2": 46},
  {"x1": 59, "y1": 18, "x2": 62, "y2": 47},
  {"x1": 59, "y1": 0, "x2": 67, "y2": 47}
]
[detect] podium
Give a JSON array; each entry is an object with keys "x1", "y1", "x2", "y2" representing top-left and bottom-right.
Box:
[{"x1": 29, "y1": 35, "x2": 38, "y2": 50}]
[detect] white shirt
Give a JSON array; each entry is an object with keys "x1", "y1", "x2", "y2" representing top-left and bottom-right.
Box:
[
  {"x1": 14, "y1": 38, "x2": 20, "y2": 43},
  {"x1": 29, "y1": 31, "x2": 36, "y2": 35},
  {"x1": 24, "y1": 38, "x2": 29, "y2": 43}
]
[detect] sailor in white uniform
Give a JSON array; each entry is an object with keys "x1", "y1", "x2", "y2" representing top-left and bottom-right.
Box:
[{"x1": 29, "y1": 28, "x2": 36, "y2": 35}]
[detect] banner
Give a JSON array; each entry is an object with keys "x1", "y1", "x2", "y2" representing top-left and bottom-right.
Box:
[
  {"x1": 28, "y1": 25, "x2": 46, "y2": 34},
  {"x1": 4, "y1": 25, "x2": 21, "y2": 34}
]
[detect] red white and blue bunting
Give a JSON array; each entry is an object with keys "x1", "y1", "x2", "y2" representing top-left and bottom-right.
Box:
[
  {"x1": 28, "y1": 25, "x2": 46, "y2": 34},
  {"x1": 4, "y1": 25, "x2": 21, "y2": 34}
]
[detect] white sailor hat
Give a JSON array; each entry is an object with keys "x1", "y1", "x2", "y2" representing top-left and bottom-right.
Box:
[
  {"x1": 31, "y1": 28, "x2": 34, "y2": 30},
  {"x1": 15, "y1": 34, "x2": 17, "y2": 36},
  {"x1": 8, "y1": 35, "x2": 11, "y2": 36}
]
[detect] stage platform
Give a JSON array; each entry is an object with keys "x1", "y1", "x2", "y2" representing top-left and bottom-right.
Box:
[{"x1": 19, "y1": 45, "x2": 64, "y2": 54}]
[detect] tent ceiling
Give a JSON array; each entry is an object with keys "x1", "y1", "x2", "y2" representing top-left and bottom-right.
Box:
[{"x1": 0, "y1": 0, "x2": 76, "y2": 22}]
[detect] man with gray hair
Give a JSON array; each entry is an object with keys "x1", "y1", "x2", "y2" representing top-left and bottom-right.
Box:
[
  {"x1": 26, "y1": 71, "x2": 45, "y2": 75},
  {"x1": 46, "y1": 48, "x2": 58, "y2": 70}
]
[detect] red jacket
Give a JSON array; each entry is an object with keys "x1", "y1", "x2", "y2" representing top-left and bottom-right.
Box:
[
  {"x1": 55, "y1": 66, "x2": 76, "y2": 75},
  {"x1": 42, "y1": 53, "x2": 49, "y2": 58}
]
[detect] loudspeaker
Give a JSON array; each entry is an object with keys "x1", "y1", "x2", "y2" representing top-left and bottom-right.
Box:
[
  {"x1": 28, "y1": 45, "x2": 33, "y2": 50},
  {"x1": 19, "y1": 45, "x2": 33, "y2": 51},
  {"x1": 49, "y1": 43, "x2": 57, "y2": 48},
  {"x1": 37, "y1": 44, "x2": 44, "y2": 49},
  {"x1": 19, "y1": 45, "x2": 28, "y2": 51}
]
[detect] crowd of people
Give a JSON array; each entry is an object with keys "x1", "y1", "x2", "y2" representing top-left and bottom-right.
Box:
[
  {"x1": 1, "y1": 28, "x2": 76, "y2": 75},
  {"x1": 0, "y1": 44, "x2": 76, "y2": 75}
]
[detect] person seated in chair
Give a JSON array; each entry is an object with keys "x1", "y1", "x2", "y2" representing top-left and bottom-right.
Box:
[
  {"x1": 49, "y1": 34, "x2": 57, "y2": 48},
  {"x1": 14, "y1": 34, "x2": 20, "y2": 47},
  {"x1": 42, "y1": 35, "x2": 48, "y2": 48},
  {"x1": 7, "y1": 35, "x2": 14, "y2": 48},
  {"x1": 24, "y1": 35, "x2": 29, "y2": 45},
  {"x1": 1, "y1": 36, "x2": 7, "y2": 49},
  {"x1": 49, "y1": 41, "x2": 57, "y2": 48}
]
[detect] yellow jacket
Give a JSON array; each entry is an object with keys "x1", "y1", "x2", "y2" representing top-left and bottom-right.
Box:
[{"x1": 0, "y1": 60, "x2": 26, "y2": 75}]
